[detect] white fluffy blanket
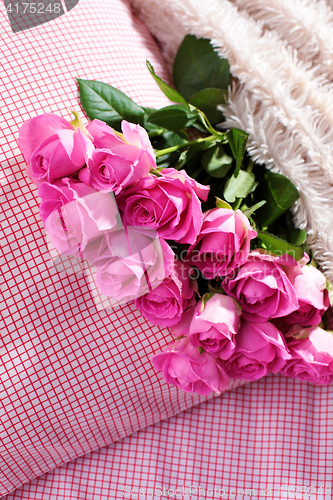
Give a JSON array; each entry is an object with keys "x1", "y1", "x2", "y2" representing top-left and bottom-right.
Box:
[{"x1": 131, "y1": 0, "x2": 333, "y2": 281}]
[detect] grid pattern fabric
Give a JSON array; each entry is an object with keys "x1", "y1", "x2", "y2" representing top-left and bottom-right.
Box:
[
  {"x1": 2, "y1": 1, "x2": 333, "y2": 499},
  {"x1": 2, "y1": 373, "x2": 333, "y2": 500},
  {"x1": 0, "y1": 0, "x2": 249, "y2": 495}
]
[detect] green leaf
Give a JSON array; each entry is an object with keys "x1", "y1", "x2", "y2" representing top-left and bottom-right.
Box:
[
  {"x1": 142, "y1": 107, "x2": 160, "y2": 133},
  {"x1": 226, "y1": 128, "x2": 249, "y2": 177},
  {"x1": 156, "y1": 151, "x2": 181, "y2": 169},
  {"x1": 189, "y1": 88, "x2": 227, "y2": 124},
  {"x1": 148, "y1": 105, "x2": 197, "y2": 130},
  {"x1": 289, "y1": 229, "x2": 307, "y2": 246},
  {"x1": 143, "y1": 108, "x2": 191, "y2": 139},
  {"x1": 256, "y1": 171, "x2": 300, "y2": 227},
  {"x1": 202, "y1": 144, "x2": 233, "y2": 178},
  {"x1": 173, "y1": 35, "x2": 230, "y2": 100},
  {"x1": 146, "y1": 60, "x2": 188, "y2": 106},
  {"x1": 215, "y1": 197, "x2": 232, "y2": 210},
  {"x1": 192, "y1": 121, "x2": 209, "y2": 134},
  {"x1": 200, "y1": 292, "x2": 215, "y2": 312},
  {"x1": 176, "y1": 141, "x2": 211, "y2": 170},
  {"x1": 242, "y1": 200, "x2": 266, "y2": 217},
  {"x1": 77, "y1": 79, "x2": 145, "y2": 130},
  {"x1": 224, "y1": 170, "x2": 256, "y2": 203},
  {"x1": 69, "y1": 110, "x2": 86, "y2": 132},
  {"x1": 142, "y1": 106, "x2": 156, "y2": 116},
  {"x1": 156, "y1": 130, "x2": 188, "y2": 148},
  {"x1": 152, "y1": 131, "x2": 188, "y2": 163},
  {"x1": 257, "y1": 231, "x2": 304, "y2": 261},
  {"x1": 150, "y1": 169, "x2": 163, "y2": 177}
]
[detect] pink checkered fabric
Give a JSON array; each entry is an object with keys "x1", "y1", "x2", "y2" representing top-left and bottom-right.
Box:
[
  {"x1": 0, "y1": 0, "x2": 248, "y2": 496},
  {"x1": 2, "y1": 373, "x2": 333, "y2": 500},
  {"x1": 2, "y1": 1, "x2": 333, "y2": 499}
]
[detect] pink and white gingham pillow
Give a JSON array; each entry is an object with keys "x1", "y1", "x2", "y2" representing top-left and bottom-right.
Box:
[{"x1": 0, "y1": 1, "x2": 248, "y2": 496}]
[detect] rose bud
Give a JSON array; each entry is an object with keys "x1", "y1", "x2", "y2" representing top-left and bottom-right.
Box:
[
  {"x1": 135, "y1": 259, "x2": 196, "y2": 328},
  {"x1": 117, "y1": 168, "x2": 209, "y2": 245},
  {"x1": 93, "y1": 228, "x2": 174, "y2": 302},
  {"x1": 172, "y1": 293, "x2": 241, "y2": 359},
  {"x1": 187, "y1": 207, "x2": 257, "y2": 279},
  {"x1": 18, "y1": 113, "x2": 94, "y2": 186},
  {"x1": 280, "y1": 326, "x2": 333, "y2": 385},
  {"x1": 223, "y1": 250, "x2": 299, "y2": 322},
  {"x1": 80, "y1": 120, "x2": 156, "y2": 194},
  {"x1": 225, "y1": 321, "x2": 291, "y2": 381},
  {"x1": 39, "y1": 178, "x2": 98, "y2": 223},
  {"x1": 44, "y1": 187, "x2": 119, "y2": 257},
  {"x1": 151, "y1": 337, "x2": 229, "y2": 396},
  {"x1": 284, "y1": 264, "x2": 329, "y2": 327}
]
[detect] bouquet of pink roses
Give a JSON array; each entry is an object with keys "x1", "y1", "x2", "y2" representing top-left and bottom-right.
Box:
[{"x1": 18, "y1": 35, "x2": 333, "y2": 396}]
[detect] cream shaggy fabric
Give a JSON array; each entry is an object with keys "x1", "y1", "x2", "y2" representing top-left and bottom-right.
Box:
[{"x1": 131, "y1": 0, "x2": 333, "y2": 281}]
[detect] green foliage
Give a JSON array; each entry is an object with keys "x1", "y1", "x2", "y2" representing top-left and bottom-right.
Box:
[
  {"x1": 200, "y1": 292, "x2": 215, "y2": 312},
  {"x1": 215, "y1": 197, "x2": 232, "y2": 209},
  {"x1": 148, "y1": 105, "x2": 197, "y2": 130},
  {"x1": 242, "y1": 201, "x2": 267, "y2": 217},
  {"x1": 177, "y1": 141, "x2": 211, "y2": 170},
  {"x1": 146, "y1": 60, "x2": 188, "y2": 106},
  {"x1": 201, "y1": 144, "x2": 233, "y2": 178},
  {"x1": 226, "y1": 128, "x2": 249, "y2": 177},
  {"x1": 189, "y1": 88, "x2": 227, "y2": 124},
  {"x1": 173, "y1": 35, "x2": 230, "y2": 100},
  {"x1": 256, "y1": 171, "x2": 300, "y2": 227},
  {"x1": 152, "y1": 130, "x2": 188, "y2": 149},
  {"x1": 256, "y1": 231, "x2": 305, "y2": 261},
  {"x1": 77, "y1": 79, "x2": 144, "y2": 131},
  {"x1": 289, "y1": 229, "x2": 307, "y2": 246},
  {"x1": 224, "y1": 170, "x2": 257, "y2": 203}
]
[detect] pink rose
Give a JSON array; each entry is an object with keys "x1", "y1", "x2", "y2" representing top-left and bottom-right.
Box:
[
  {"x1": 280, "y1": 326, "x2": 333, "y2": 385},
  {"x1": 222, "y1": 250, "x2": 299, "y2": 322},
  {"x1": 18, "y1": 113, "x2": 94, "y2": 186},
  {"x1": 44, "y1": 189, "x2": 119, "y2": 256},
  {"x1": 93, "y1": 228, "x2": 174, "y2": 301},
  {"x1": 79, "y1": 120, "x2": 156, "y2": 194},
  {"x1": 172, "y1": 293, "x2": 241, "y2": 359},
  {"x1": 135, "y1": 259, "x2": 196, "y2": 327},
  {"x1": 187, "y1": 207, "x2": 257, "y2": 278},
  {"x1": 225, "y1": 321, "x2": 291, "y2": 380},
  {"x1": 151, "y1": 337, "x2": 229, "y2": 395},
  {"x1": 38, "y1": 178, "x2": 98, "y2": 223},
  {"x1": 117, "y1": 168, "x2": 209, "y2": 244},
  {"x1": 284, "y1": 264, "x2": 329, "y2": 327}
]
